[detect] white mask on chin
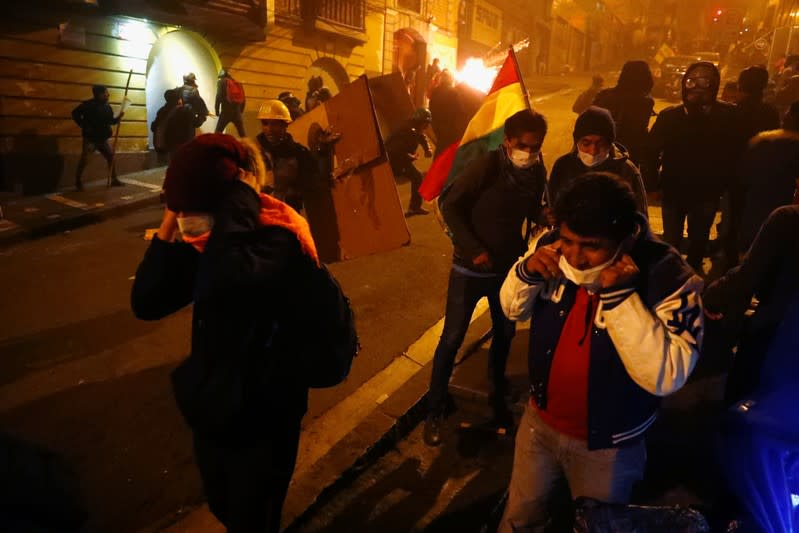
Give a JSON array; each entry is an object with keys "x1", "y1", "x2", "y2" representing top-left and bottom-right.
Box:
[
  {"x1": 508, "y1": 147, "x2": 539, "y2": 169},
  {"x1": 577, "y1": 149, "x2": 610, "y2": 168},
  {"x1": 177, "y1": 215, "x2": 214, "y2": 238}
]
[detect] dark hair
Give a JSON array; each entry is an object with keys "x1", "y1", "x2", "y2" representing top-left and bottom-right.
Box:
[
  {"x1": 616, "y1": 60, "x2": 654, "y2": 94},
  {"x1": 92, "y1": 84, "x2": 107, "y2": 97},
  {"x1": 504, "y1": 109, "x2": 547, "y2": 139},
  {"x1": 738, "y1": 65, "x2": 769, "y2": 96},
  {"x1": 554, "y1": 172, "x2": 637, "y2": 242}
]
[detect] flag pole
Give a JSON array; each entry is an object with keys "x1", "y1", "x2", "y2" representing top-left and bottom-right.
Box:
[
  {"x1": 108, "y1": 69, "x2": 133, "y2": 187},
  {"x1": 508, "y1": 45, "x2": 552, "y2": 219}
]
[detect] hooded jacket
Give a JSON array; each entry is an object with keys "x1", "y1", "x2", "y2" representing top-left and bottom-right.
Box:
[
  {"x1": 131, "y1": 181, "x2": 310, "y2": 441},
  {"x1": 646, "y1": 62, "x2": 748, "y2": 204},
  {"x1": 500, "y1": 214, "x2": 703, "y2": 449},
  {"x1": 72, "y1": 98, "x2": 120, "y2": 141},
  {"x1": 549, "y1": 143, "x2": 648, "y2": 215},
  {"x1": 441, "y1": 147, "x2": 547, "y2": 275}
]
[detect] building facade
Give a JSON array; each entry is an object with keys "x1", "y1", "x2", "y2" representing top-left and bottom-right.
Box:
[{"x1": 0, "y1": 0, "x2": 457, "y2": 192}]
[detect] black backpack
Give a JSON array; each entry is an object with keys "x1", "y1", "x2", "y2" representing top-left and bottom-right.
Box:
[{"x1": 288, "y1": 262, "x2": 359, "y2": 388}]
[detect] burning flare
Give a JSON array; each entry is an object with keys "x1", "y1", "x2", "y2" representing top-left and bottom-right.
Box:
[{"x1": 455, "y1": 58, "x2": 499, "y2": 94}]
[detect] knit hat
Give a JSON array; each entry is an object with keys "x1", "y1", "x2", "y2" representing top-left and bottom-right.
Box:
[
  {"x1": 164, "y1": 133, "x2": 248, "y2": 213},
  {"x1": 573, "y1": 106, "x2": 616, "y2": 143}
]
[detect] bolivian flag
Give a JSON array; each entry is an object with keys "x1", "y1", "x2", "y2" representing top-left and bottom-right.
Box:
[{"x1": 419, "y1": 49, "x2": 529, "y2": 201}]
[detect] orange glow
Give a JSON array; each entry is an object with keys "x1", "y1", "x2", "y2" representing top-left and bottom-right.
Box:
[{"x1": 455, "y1": 57, "x2": 499, "y2": 93}]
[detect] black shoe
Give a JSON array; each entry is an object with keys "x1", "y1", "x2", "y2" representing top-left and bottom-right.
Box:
[
  {"x1": 110, "y1": 178, "x2": 125, "y2": 187},
  {"x1": 75, "y1": 181, "x2": 84, "y2": 192},
  {"x1": 491, "y1": 405, "x2": 515, "y2": 430},
  {"x1": 405, "y1": 207, "x2": 429, "y2": 217},
  {"x1": 423, "y1": 414, "x2": 444, "y2": 447}
]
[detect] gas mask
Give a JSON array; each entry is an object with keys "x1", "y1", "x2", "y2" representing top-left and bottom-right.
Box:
[{"x1": 577, "y1": 149, "x2": 610, "y2": 168}]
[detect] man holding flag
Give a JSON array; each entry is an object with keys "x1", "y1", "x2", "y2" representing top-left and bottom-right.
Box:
[{"x1": 422, "y1": 50, "x2": 549, "y2": 446}]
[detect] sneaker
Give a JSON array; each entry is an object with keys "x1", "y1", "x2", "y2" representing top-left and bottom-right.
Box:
[
  {"x1": 423, "y1": 414, "x2": 444, "y2": 447},
  {"x1": 110, "y1": 178, "x2": 125, "y2": 187}
]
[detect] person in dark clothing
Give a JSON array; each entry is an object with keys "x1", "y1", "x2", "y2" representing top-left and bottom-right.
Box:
[
  {"x1": 718, "y1": 65, "x2": 782, "y2": 265},
  {"x1": 429, "y1": 70, "x2": 467, "y2": 156},
  {"x1": 738, "y1": 129, "x2": 799, "y2": 253},
  {"x1": 783, "y1": 99, "x2": 799, "y2": 131},
  {"x1": 704, "y1": 205, "x2": 799, "y2": 405},
  {"x1": 572, "y1": 74, "x2": 604, "y2": 115},
  {"x1": 214, "y1": 69, "x2": 246, "y2": 137},
  {"x1": 549, "y1": 106, "x2": 647, "y2": 215},
  {"x1": 71, "y1": 84, "x2": 125, "y2": 190},
  {"x1": 151, "y1": 89, "x2": 180, "y2": 156},
  {"x1": 498, "y1": 173, "x2": 702, "y2": 533},
  {"x1": 131, "y1": 134, "x2": 316, "y2": 532},
  {"x1": 178, "y1": 72, "x2": 209, "y2": 129},
  {"x1": 163, "y1": 96, "x2": 196, "y2": 160},
  {"x1": 423, "y1": 109, "x2": 549, "y2": 447},
  {"x1": 593, "y1": 61, "x2": 655, "y2": 168},
  {"x1": 278, "y1": 91, "x2": 305, "y2": 121},
  {"x1": 255, "y1": 100, "x2": 330, "y2": 213},
  {"x1": 385, "y1": 107, "x2": 433, "y2": 216},
  {"x1": 645, "y1": 61, "x2": 747, "y2": 272}
]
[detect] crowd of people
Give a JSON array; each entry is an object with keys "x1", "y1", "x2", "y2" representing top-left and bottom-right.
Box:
[{"x1": 120, "y1": 57, "x2": 799, "y2": 533}]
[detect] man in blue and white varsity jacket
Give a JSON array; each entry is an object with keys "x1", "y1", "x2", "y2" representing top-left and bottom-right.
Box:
[{"x1": 497, "y1": 172, "x2": 704, "y2": 533}]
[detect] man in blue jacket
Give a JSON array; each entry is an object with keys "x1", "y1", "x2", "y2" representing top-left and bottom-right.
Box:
[{"x1": 498, "y1": 172, "x2": 703, "y2": 532}]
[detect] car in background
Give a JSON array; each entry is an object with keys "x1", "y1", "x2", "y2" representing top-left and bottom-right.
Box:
[
  {"x1": 653, "y1": 55, "x2": 700, "y2": 99},
  {"x1": 693, "y1": 51, "x2": 722, "y2": 68}
]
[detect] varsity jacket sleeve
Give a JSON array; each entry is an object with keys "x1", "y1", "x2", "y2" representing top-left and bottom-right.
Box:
[
  {"x1": 599, "y1": 273, "x2": 704, "y2": 397},
  {"x1": 500, "y1": 241, "x2": 554, "y2": 321}
]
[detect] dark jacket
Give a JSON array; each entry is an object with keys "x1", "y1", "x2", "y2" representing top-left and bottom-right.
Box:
[
  {"x1": 705, "y1": 205, "x2": 799, "y2": 334},
  {"x1": 131, "y1": 181, "x2": 309, "y2": 441},
  {"x1": 163, "y1": 105, "x2": 196, "y2": 154},
  {"x1": 256, "y1": 132, "x2": 319, "y2": 194},
  {"x1": 385, "y1": 120, "x2": 431, "y2": 174},
  {"x1": 739, "y1": 130, "x2": 799, "y2": 251},
  {"x1": 72, "y1": 99, "x2": 120, "y2": 141},
  {"x1": 549, "y1": 143, "x2": 648, "y2": 215},
  {"x1": 215, "y1": 77, "x2": 245, "y2": 116},
  {"x1": 592, "y1": 88, "x2": 654, "y2": 164},
  {"x1": 646, "y1": 102, "x2": 747, "y2": 205},
  {"x1": 502, "y1": 215, "x2": 703, "y2": 449},
  {"x1": 442, "y1": 148, "x2": 547, "y2": 275},
  {"x1": 178, "y1": 84, "x2": 209, "y2": 127},
  {"x1": 737, "y1": 99, "x2": 781, "y2": 141}
]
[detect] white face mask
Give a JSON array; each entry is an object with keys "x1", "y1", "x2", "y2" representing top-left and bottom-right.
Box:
[
  {"x1": 558, "y1": 243, "x2": 622, "y2": 292},
  {"x1": 577, "y1": 148, "x2": 610, "y2": 168},
  {"x1": 509, "y1": 148, "x2": 539, "y2": 169},
  {"x1": 177, "y1": 215, "x2": 214, "y2": 238}
]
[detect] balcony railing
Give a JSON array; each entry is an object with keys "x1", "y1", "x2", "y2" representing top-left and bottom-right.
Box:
[{"x1": 318, "y1": 0, "x2": 365, "y2": 30}]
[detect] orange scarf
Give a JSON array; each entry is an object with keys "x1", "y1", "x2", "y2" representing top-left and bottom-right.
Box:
[{"x1": 181, "y1": 194, "x2": 319, "y2": 266}]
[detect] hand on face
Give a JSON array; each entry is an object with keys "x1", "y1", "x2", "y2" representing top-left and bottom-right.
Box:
[
  {"x1": 598, "y1": 253, "x2": 639, "y2": 289},
  {"x1": 524, "y1": 240, "x2": 562, "y2": 279}
]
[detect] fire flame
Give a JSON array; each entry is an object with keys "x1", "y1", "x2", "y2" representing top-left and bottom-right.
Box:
[{"x1": 455, "y1": 57, "x2": 499, "y2": 94}]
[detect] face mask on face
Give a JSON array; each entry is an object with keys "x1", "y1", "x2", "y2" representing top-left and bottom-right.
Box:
[
  {"x1": 577, "y1": 149, "x2": 610, "y2": 168},
  {"x1": 558, "y1": 243, "x2": 622, "y2": 292},
  {"x1": 508, "y1": 148, "x2": 538, "y2": 169},
  {"x1": 177, "y1": 215, "x2": 214, "y2": 238}
]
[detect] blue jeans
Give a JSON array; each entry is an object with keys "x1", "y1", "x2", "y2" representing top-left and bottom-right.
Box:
[
  {"x1": 427, "y1": 267, "x2": 516, "y2": 416},
  {"x1": 499, "y1": 404, "x2": 647, "y2": 533}
]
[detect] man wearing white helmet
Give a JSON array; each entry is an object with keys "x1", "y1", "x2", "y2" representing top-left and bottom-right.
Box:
[{"x1": 255, "y1": 99, "x2": 337, "y2": 212}]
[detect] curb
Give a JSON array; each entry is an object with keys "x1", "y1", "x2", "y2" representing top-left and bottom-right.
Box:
[{"x1": 0, "y1": 192, "x2": 161, "y2": 249}]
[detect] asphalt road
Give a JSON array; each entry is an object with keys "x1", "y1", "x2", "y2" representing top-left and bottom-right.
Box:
[{"x1": 0, "y1": 81, "x2": 669, "y2": 532}]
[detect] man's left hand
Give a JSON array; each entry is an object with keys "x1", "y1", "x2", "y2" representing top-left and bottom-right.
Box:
[{"x1": 599, "y1": 254, "x2": 639, "y2": 289}]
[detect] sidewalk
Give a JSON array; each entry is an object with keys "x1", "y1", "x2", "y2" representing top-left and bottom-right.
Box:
[{"x1": 0, "y1": 167, "x2": 165, "y2": 248}]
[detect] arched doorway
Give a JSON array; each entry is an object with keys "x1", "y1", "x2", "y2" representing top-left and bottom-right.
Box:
[
  {"x1": 306, "y1": 57, "x2": 350, "y2": 100},
  {"x1": 145, "y1": 31, "x2": 221, "y2": 148},
  {"x1": 394, "y1": 28, "x2": 427, "y2": 107}
]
